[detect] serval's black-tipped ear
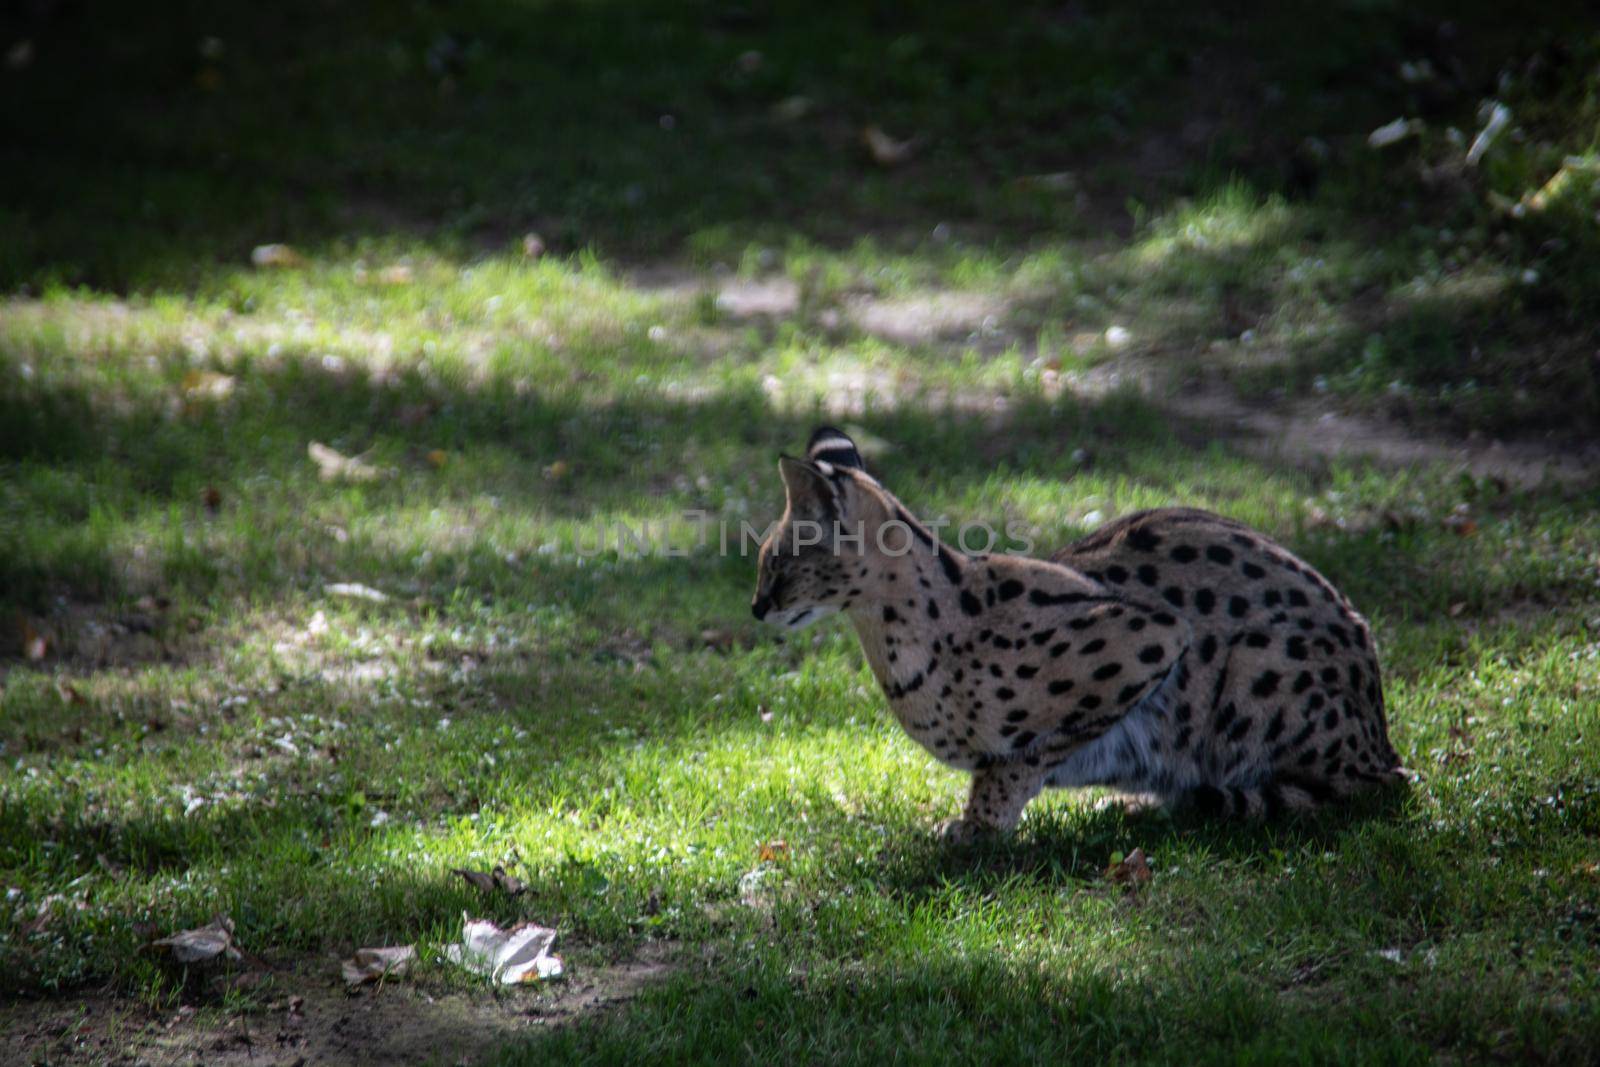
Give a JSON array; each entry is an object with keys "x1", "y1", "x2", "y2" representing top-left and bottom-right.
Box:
[{"x1": 806, "y1": 426, "x2": 863, "y2": 471}]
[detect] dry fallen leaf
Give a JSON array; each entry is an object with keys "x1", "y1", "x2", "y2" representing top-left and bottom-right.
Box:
[
  {"x1": 342, "y1": 944, "x2": 416, "y2": 986},
  {"x1": 700, "y1": 628, "x2": 734, "y2": 652},
  {"x1": 425, "y1": 449, "x2": 449, "y2": 469},
  {"x1": 250, "y1": 243, "x2": 303, "y2": 269},
  {"x1": 444, "y1": 917, "x2": 563, "y2": 984},
  {"x1": 861, "y1": 125, "x2": 917, "y2": 167},
  {"x1": 152, "y1": 915, "x2": 242, "y2": 964},
  {"x1": 1449, "y1": 602, "x2": 1467, "y2": 617},
  {"x1": 1106, "y1": 847, "x2": 1153, "y2": 887},
  {"x1": 452, "y1": 866, "x2": 526, "y2": 896},
  {"x1": 757, "y1": 840, "x2": 790, "y2": 864},
  {"x1": 21, "y1": 618, "x2": 49, "y2": 661},
  {"x1": 56, "y1": 681, "x2": 87, "y2": 706},
  {"x1": 181, "y1": 369, "x2": 235, "y2": 401},
  {"x1": 308, "y1": 442, "x2": 389, "y2": 483},
  {"x1": 543, "y1": 459, "x2": 571, "y2": 481},
  {"x1": 201, "y1": 485, "x2": 223, "y2": 512}
]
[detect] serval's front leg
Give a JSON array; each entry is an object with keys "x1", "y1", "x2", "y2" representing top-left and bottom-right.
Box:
[{"x1": 938, "y1": 761, "x2": 1049, "y2": 843}]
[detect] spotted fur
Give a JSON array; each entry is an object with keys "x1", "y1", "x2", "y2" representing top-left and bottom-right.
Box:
[{"x1": 751, "y1": 428, "x2": 1405, "y2": 838}]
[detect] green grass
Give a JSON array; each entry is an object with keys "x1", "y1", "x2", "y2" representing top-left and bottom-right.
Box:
[{"x1": 3, "y1": 1, "x2": 1600, "y2": 1063}]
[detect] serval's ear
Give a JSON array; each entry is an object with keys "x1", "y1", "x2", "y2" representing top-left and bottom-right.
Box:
[
  {"x1": 805, "y1": 426, "x2": 863, "y2": 472},
  {"x1": 778, "y1": 455, "x2": 839, "y2": 522}
]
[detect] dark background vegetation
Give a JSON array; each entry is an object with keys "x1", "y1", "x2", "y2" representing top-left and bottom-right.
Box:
[{"x1": 2, "y1": 2, "x2": 1597, "y2": 1064}]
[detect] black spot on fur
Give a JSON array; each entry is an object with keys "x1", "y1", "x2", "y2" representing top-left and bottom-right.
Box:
[
  {"x1": 1191, "y1": 785, "x2": 1226, "y2": 815},
  {"x1": 1078, "y1": 694, "x2": 1103, "y2": 711},
  {"x1": 1031, "y1": 590, "x2": 1107, "y2": 608},
  {"x1": 1048, "y1": 679, "x2": 1074, "y2": 695},
  {"x1": 1251, "y1": 671, "x2": 1282, "y2": 698},
  {"x1": 960, "y1": 590, "x2": 983, "y2": 616},
  {"x1": 1241, "y1": 561, "x2": 1266, "y2": 580},
  {"x1": 996, "y1": 686, "x2": 1015, "y2": 701},
  {"x1": 1104, "y1": 565, "x2": 1129, "y2": 584},
  {"x1": 997, "y1": 579, "x2": 1025, "y2": 601},
  {"x1": 1199, "y1": 635, "x2": 1219, "y2": 664},
  {"x1": 1092, "y1": 662, "x2": 1122, "y2": 681},
  {"x1": 1163, "y1": 586, "x2": 1186, "y2": 608},
  {"x1": 882, "y1": 606, "x2": 900, "y2": 623},
  {"x1": 1116, "y1": 682, "x2": 1145, "y2": 704},
  {"x1": 1138, "y1": 644, "x2": 1165, "y2": 664},
  {"x1": 1286, "y1": 636, "x2": 1308, "y2": 660},
  {"x1": 1228, "y1": 595, "x2": 1249, "y2": 618},
  {"x1": 1136, "y1": 564, "x2": 1159, "y2": 586},
  {"x1": 1194, "y1": 589, "x2": 1216, "y2": 615},
  {"x1": 1214, "y1": 702, "x2": 1238, "y2": 734},
  {"x1": 1206, "y1": 545, "x2": 1233, "y2": 565},
  {"x1": 1011, "y1": 730, "x2": 1036, "y2": 750},
  {"x1": 1005, "y1": 709, "x2": 1029, "y2": 723},
  {"x1": 1030, "y1": 628, "x2": 1057, "y2": 646},
  {"x1": 1126, "y1": 527, "x2": 1162, "y2": 552},
  {"x1": 1049, "y1": 642, "x2": 1070, "y2": 657},
  {"x1": 1080, "y1": 638, "x2": 1107, "y2": 655},
  {"x1": 926, "y1": 600, "x2": 940, "y2": 620},
  {"x1": 937, "y1": 545, "x2": 964, "y2": 585},
  {"x1": 1287, "y1": 589, "x2": 1309, "y2": 607},
  {"x1": 1170, "y1": 545, "x2": 1199, "y2": 563}
]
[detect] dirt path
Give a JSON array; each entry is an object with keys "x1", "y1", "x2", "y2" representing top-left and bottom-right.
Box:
[
  {"x1": 1, "y1": 949, "x2": 674, "y2": 1067},
  {"x1": 690, "y1": 273, "x2": 1599, "y2": 488}
]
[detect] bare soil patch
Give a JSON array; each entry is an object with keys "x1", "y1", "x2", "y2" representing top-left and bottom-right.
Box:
[{"x1": 0, "y1": 947, "x2": 676, "y2": 1067}]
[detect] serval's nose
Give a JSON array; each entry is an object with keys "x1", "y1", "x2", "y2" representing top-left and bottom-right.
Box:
[{"x1": 751, "y1": 593, "x2": 773, "y2": 621}]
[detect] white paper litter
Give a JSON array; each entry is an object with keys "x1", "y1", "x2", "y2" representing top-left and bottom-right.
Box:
[
  {"x1": 443, "y1": 917, "x2": 563, "y2": 985},
  {"x1": 1367, "y1": 117, "x2": 1422, "y2": 149},
  {"x1": 325, "y1": 582, "x2": 389, "y2": 602}
]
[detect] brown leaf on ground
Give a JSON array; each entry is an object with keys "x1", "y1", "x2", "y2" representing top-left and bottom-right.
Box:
[
  {"x1": 181, "y1": 369, "x2": 235, "y2": 401},
  {"x1": 151, "y1": 915, "x2": 242, "y2": 964},
  {"x1": 699, "y1": 628, "x2": 735, "y2": 652},
  {"x1": 251, "y1": 243, "x2": 303, "y2": 269},
  {"x1": 342, "y1": 944, "x2": 416, "y2": 986},
  {"x1": 453, "y1": 867, "x2": 526, "y2": 896},
  {"x1": 202, "y1": 485, "x2": 223, "y2": 512},
  {"x1": 20, "y1": 618, "x2": 48, "y2": 661},
  {"x1": 1106, "y1": 847, "x2": 1153, "y2": 887},
  {"x1": 308, "y1": 442, "x2": 389, "y2": 483},
  {"x1": 756, "y1": 840, "x2": 790, "y2": 864},
  {"x1": 861, "y1": 125, "x2": 917, "y2": 167}
]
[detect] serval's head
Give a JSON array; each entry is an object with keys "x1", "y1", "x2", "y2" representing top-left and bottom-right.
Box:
[{"x1": 750, "y1": 427, "x2": 883, "y2": 629}]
